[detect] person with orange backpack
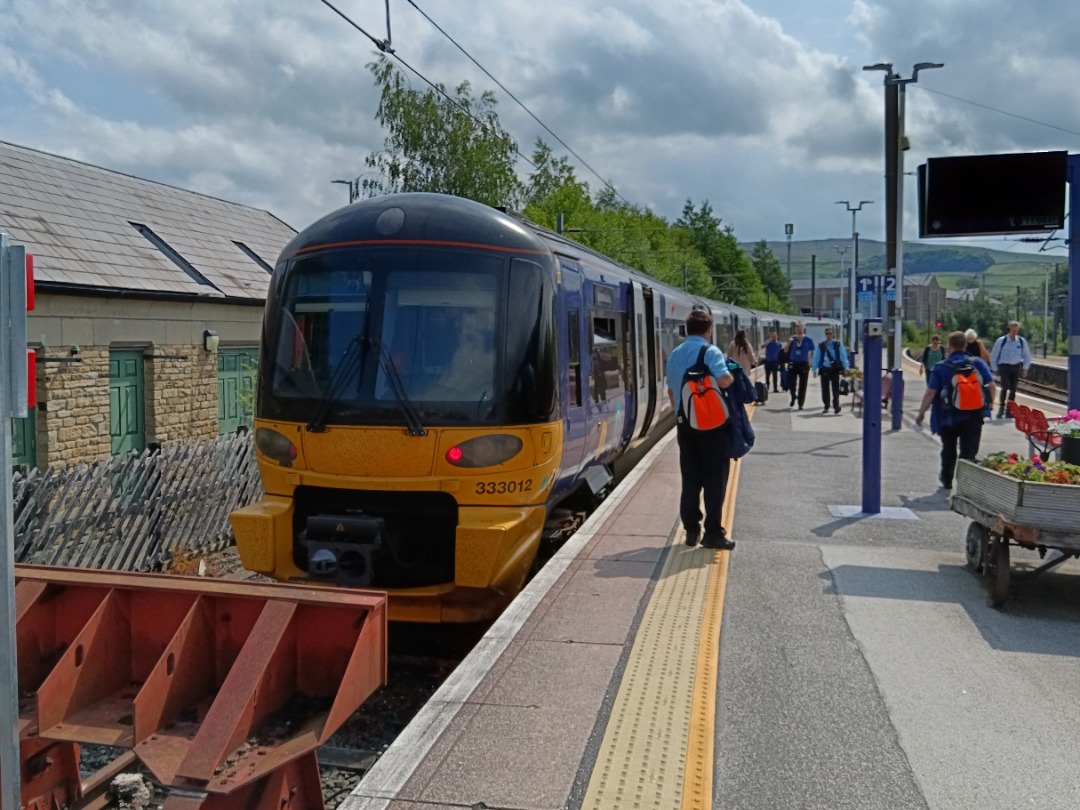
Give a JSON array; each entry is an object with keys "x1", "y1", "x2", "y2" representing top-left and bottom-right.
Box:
[
  {"x1": 666, "y1": 308, "x2": 736, "y2": 550},
  {"x1": 914, "y1": 331, "x2": 995, "y2": 489}
]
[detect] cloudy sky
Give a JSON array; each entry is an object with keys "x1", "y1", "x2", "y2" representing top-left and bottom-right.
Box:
[{"x1": 0, "y1": 0, "x2": 1076, "y2": 258}]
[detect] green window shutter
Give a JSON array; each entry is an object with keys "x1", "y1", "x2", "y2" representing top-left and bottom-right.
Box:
[
  {"x1": 11, "y1": 411, "x2": 36, "y2": 469},
  {"x1": 109, "y1": 350, "x2": 146, "y2": 455},
  {"x1": 217, "y1": 348, "x2": 258, "y2": 434}
]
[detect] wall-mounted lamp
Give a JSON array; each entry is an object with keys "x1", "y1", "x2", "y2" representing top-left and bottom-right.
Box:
[
  {"x1": 70, "y1": 345, "x2": 80, "y2": 357},
  {"x1": 203, "y1": 330, "x2": 220, "y2": 352}
]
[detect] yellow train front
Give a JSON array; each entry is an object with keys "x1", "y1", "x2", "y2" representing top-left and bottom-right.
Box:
[{"x1": 231, "y1": 193, "x2": 565, "y2": 622}]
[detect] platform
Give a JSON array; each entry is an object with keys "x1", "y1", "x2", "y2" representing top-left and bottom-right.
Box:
[{"x1": 341, "y1": 358, "x2": 1080, "y2": 810}]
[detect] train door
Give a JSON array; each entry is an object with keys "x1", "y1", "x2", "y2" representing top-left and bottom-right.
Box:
[
  {"x1": 554, "y1": 261, "x2": 588, "y2": 497},
  {"x1": 632, "y1": 282, "x2": 656, "y2": 438}
]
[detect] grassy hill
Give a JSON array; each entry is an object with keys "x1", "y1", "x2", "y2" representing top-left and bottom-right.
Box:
[{"x1": 745, "y1": 238, "x2": 1064, "y2": 297}]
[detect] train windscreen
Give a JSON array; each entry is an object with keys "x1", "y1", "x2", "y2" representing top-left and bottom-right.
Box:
[{"x1": 261, "y1": 246, "x2": 555, "y2": 426}]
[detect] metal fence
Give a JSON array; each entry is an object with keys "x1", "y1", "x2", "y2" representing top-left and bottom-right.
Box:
[{"x1": 11, "y1": 432, "x2": 264, "y2": 572}]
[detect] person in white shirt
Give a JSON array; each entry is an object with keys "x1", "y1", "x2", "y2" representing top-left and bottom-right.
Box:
[{"x1": 989, "y1": 321, "x2": 1032, "y2": 419}]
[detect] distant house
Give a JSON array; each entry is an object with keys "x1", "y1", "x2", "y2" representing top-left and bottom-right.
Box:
[
  {"x1": 789, "y1": 274, "x2": 946, "y2": 327},
  {"x1": 1, "y1": 140, "x2": 296, "y2": 468}
]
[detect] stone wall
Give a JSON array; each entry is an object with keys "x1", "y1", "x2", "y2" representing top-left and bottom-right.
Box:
[
  {"x1": 146, "y1": 345, "x2": 218, "y2": 445},
  {"x1": 36, "y1": 345, "x2": 112, "y2": 465},
  {"x1": 34, "y1": 343, "x2": 222, "y2": 467}
]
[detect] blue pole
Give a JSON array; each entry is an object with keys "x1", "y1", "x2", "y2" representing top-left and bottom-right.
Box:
[
  {"x1": 1069, "y1": 154, "x2": 1080, "y2": 413},
  {"x1": 862, "y1": 318, "x2": 883, "y2": 514},
  {"x1": 890, "y1": 368, "x2": 904, "y2": 430}
]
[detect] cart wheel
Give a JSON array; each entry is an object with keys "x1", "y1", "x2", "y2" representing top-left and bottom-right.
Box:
[
  {"x1": 988, "y1": 536, "x2": 1010, "y2": 608},
  {"x1": 965, "y1": 523, "x2": 988, "y2": 573}
]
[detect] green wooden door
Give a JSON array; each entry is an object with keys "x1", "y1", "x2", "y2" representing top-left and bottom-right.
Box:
[
  {"x1": 109, "y1": 350, "x2": 146, "y2": 454},
  {"x1": 11, "y1": 412, "x2": 36, "y2": 469},
  {"x1": 218, "y1": 348, "x2": 258, "y2": 434}
]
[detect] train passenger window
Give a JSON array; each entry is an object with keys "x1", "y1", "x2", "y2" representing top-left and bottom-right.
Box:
[
  {"x1": 568, "y1": 308, "x2": 582, "y2": 407},
  {"x1": 590, "y1": 315, "x2": 625, "y2": 402}
]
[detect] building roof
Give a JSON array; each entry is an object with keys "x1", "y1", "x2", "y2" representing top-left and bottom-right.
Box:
[{"x1": 0, "y1": 140, "x2": 296, "y2": 300}]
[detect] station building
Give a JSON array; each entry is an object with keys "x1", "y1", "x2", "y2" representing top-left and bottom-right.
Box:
[{"x1": 1, "y1": 140, "x2": 296, "y2": 468}]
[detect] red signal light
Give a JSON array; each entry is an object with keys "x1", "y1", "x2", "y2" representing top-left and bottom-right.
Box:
[
  {"x1": 26, "y1": 349, "x2": 36, "y2": 408},
  {"x1": 25, "y1": 253, "x2": 34, "y2": 311},
  {"x1": 446, "y1": 446, "x2": 463, "y2": 464}
]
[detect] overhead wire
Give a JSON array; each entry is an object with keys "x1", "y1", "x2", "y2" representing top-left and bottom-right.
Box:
[
  {"x1": 317, "y1": 0, "x2": 538, "y2": 172},
  {"x1": 402, "y1": 0, "x2": 630, "y2": 205},
  {"x1": 914, "y1": 85, "x2": 1080, "y2": 141}
]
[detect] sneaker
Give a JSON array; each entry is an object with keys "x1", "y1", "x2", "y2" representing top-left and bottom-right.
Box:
[
  {"x1": 684, "y1": 527, "x2": 700, "y2": 547},
  {"x1": 834, "y1": 407, "x2": 841, "y2": 414},
  {"x1": 823, "y1": 406, "x2": 829, "y2": 414}
]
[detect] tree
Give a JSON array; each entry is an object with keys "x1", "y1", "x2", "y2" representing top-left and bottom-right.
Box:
[
  {"x1": 748, "y1": 240, "x2": 791, "y2": 311},
  {"x1": 676, "y1": 201, "x2": 766, "y2": 307},
  {"x1": 361, "y1": 57, "x2": 523, "y2": 207}
]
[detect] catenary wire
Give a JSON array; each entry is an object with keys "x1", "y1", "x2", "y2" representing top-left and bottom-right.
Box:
[
  {"x1": 914, "y1": 85, "x2": 1080, "y2": 141},
  {"x1": 402, "y1": 0, "x2": 630, "y2": 205},
  {"x1": 317, "y1": 0, "x2": 538, "y2": 173}
]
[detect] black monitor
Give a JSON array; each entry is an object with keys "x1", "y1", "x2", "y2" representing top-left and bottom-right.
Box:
[{"x1": 918, "y1": 151, "x2": 1067, "y2": 238}]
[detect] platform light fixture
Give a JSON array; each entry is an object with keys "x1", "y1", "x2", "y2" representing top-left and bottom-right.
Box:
[{"x1": 203, "y1": 330, "x2": 220, "y2": 352}]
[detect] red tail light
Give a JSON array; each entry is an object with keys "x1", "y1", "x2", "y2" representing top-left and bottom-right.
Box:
[
  {"x1": 445, "y1": 435, "x2": 523, "y2": 468},
  {"x1": 255, "y1": 428, "x2": 298, "y2": 467}
]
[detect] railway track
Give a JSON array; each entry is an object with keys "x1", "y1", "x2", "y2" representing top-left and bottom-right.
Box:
[{"x1": 1017, "y1": 377, "x2": 1068, "y2": 405}]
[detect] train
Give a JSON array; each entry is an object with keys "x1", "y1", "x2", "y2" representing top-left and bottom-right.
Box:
[{"x1": 230, "y1": 193, "x2": 839, "y2": 622}]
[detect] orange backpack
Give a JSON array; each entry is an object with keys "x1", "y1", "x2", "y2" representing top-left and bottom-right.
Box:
[
  {"x1": 942, "y1": 361, "x2": 987, "y2": 412},
  {"x1": 679, "y1": 347, "x2": 730, "y2": 431}
]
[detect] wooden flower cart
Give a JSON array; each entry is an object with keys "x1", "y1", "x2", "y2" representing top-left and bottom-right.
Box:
[{"x1": 951, "y1": 459, "x2": 1080, "y2": 608}]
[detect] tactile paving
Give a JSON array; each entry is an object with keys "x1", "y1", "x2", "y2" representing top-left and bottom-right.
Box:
[
  {"x1": 583, "y1": 457, "x2": 743, "y2": 810},
  {"x1": 580, "y1": 458, "x2": 740, "y2": 810}
]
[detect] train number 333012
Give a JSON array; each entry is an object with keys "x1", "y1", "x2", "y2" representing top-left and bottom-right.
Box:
[{"x1": 475, "y1": 480, "x2": 534, "y2": 495}]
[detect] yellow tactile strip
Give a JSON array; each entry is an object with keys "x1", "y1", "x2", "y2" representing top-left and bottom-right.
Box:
[{"x1": 581, "y1": 455, "x2": 741, "y2": 810}]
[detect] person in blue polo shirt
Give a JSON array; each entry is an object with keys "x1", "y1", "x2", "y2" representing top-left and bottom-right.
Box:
[
  {"x1": 665, "y1": 308, "x2": 736, "y2": 550},
  {"x1": 785, "y1": 323, "x2": 815, "y2": 410},
  {"x1": 812, "y1": 326, "x2": 850, "y2": 414},
  {"x1": 914, "y1": 331, "x2": 995, "y2": 489},
  {"x1": 761, "y1": 330, "x2": 783, "y2": 393}
]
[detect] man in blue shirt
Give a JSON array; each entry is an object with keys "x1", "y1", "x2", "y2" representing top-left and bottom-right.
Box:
[
  {"x1": 785, "y1": 323, "x2": 815, "y2": 410},
  {"x1": 666, "y1": 308, "x2": 735, "y2": 550},
  {"x1": 914, "y1": 331, "x2": 995, "y2": 489},
  {"x1": 989, "y1": 321, "x2": 1031, "y2": 419},
  {"x1": 761, "y1": 331, "x2": 784, "y2": 393},
  {"x1": 811, "y1": 327, "x2": 850, "y2": 414}
]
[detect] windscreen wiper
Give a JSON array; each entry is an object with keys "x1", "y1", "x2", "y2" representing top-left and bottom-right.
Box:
[
  {"x1": 305, "y1": 336, "x2": 362, "y2": 433},
  {"x1": 367, "y1": 337, "x2": 427, "y2": 436}
]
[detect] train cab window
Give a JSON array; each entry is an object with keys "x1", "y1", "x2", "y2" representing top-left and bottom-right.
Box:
[
  {"x1": 568, "y1": 307, "x2": 582, "y2": 407},
  {"x1": 590, "y1": 315, "x2": 625, "y2": 402}
]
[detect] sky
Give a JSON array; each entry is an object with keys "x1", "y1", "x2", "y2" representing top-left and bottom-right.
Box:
[{"x1": 0, "y1": 0, "x2": 1076, "y2": 261}]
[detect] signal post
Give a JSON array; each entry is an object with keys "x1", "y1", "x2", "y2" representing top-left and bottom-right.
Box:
[{"x1": 1, "y1": 233, "x2": 33, "y2": 809}]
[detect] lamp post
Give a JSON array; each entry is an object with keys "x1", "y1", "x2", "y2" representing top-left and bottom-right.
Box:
[
  {"x1": 835, "y1": 245, "x2": 849, "y2": 339},
  {"x1": 836, "y1": 200, "x2": 873, "y2": 351},
  {"x1": 864, "y1": 60, "x2": 943, "y2": 429},
  {"x1": 784, "y1": 223, "x2": 794, "y2": 280},
  {"x1": 332, "y1": 178, "x2": 360, "y2": 203}
]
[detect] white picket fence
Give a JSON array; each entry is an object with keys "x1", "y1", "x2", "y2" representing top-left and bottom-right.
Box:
[{"x1": 12, "y1": 432, "x2": 263, "y2": 572}]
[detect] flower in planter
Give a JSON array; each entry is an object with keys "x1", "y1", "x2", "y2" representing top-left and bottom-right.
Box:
[
  {"x1": 1048, "y1": 409, "x2": 1080, "y2": 438},
  {"x1": 980, "y1": 451, "x2": 1080, "y2": 484}
]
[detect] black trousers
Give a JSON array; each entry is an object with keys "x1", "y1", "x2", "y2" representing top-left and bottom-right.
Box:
[
  {"x1": 997, "y1": 363, "x2": 1022, "y2": 411},
  {"x1": 938, "y1": 415, "x2": 983, "y2": 487},
  {"x1": 819, "y1": 368, "x2": 841, "y2": 410},
  {"x1": 676, "y1": 424, "x2": 732, "y2": 537},
  {"x1": 764, "y1": 361, "x2": 780, "y2": 391},
  {"x1": 789, "y1": 363, "x2": 810, "y2": 407}
]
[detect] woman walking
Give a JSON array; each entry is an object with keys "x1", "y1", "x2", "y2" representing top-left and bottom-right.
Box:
[{"x1": 726, "y1": 330, "x2": 758, "y2": 397}]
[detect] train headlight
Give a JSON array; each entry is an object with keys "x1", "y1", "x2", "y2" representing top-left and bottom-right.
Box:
[
  {"x1": 445, "y1": 434, "x2": 523, "y2": 468},
  {"x1": 255, "y1": 427, "x2": 298, "y2": 467}
]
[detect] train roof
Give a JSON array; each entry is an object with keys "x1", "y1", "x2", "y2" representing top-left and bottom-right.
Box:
[{"x1": 278, "y1": 193, "x2": 551, "y2": 260}]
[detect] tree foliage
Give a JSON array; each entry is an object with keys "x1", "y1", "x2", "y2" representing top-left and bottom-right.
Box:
[
  {"x1": 748, "y1": 239, "x2": 792, "y2": 311},
  {"x1": 676, "y1": 201, "x2": 767, "y2": 308},
  {"x1": 362, "y1": 57, "x2": 523, "y2": 207}
]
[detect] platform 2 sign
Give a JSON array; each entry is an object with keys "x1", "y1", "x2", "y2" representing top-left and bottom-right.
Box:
[{"x1": 882, "y1": 275, "x2": 896, "y2": 302}]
